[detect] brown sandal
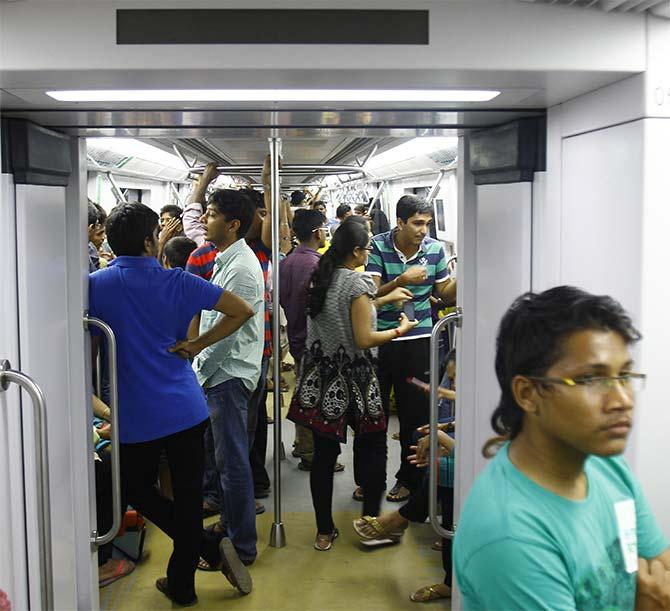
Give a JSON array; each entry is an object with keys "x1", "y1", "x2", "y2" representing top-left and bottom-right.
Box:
[
  {"x1": 410, "y1": 584, "x2": 451, "y2": 602},
  {"x1": 314, "y1": 528, "x2": 339, "y2": 551}
]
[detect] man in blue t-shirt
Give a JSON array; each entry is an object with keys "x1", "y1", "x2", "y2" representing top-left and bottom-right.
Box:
[
  {"x1": 365, "y1": 194, "x2": 456, "y2": 501},
  {"x1": 453, "y1": 286, "x2": 670, "y2": 610},
  {"x1": 89, "y1": 202, "x2": 255, "y2": 605}
]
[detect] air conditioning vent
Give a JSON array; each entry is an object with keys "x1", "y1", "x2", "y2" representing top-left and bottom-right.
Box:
[
  {"x1": 427, "y1": 148, "x2": 458, "y2": 166},
  {"x1": 519, "y1": 0, "x2": 670, "y2": 16}
]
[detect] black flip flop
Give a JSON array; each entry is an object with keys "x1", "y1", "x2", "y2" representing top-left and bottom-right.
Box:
[{"x1": 219, "y1": 537, "x2": 253, "y2": 595}]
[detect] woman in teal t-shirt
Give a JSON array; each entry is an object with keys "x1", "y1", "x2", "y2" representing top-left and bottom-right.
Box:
[{"x1": 454, "y1": 286, "x2": 669, "y2": 610}]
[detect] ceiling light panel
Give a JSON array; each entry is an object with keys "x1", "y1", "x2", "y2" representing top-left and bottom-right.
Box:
[{"x1": 46, "y1": 89, "x2": 500, "y2": 103}]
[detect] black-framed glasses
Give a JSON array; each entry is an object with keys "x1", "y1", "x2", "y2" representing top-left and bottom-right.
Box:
[
  {"x1": 362, "y1": 246, "x2": 374, "y2": 252},
  {"x1": 526, "y1": 373, "x2": 646, "y2": 394}
]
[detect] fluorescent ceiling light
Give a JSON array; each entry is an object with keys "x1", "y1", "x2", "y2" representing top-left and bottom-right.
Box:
[
  {"x1": 368, "y1": 137, "x2": 458, "y2": 169},
  {"x1": 86, "y1": 137, "x2": 185, "y2": 169},
  {"x1": 47, "y1": 89, "x2": 500, "y2": 103}
]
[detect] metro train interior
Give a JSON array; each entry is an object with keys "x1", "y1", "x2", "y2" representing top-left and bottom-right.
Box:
[{"x1": 1, "y1": 1, "x2": 670, "y2": 610}]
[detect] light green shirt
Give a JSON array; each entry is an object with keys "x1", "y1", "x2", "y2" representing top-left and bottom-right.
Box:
[
  {"x1": 454, "y1": 444, "x2": 667, "y2": 611},
  {"x1": 193, "y1": 239, "x2": 264, "y2": 392}
]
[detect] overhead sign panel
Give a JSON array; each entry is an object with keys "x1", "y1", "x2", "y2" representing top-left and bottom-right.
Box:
[{"x1": 116, "y1": 9, "x2": 429, "y2": 45}]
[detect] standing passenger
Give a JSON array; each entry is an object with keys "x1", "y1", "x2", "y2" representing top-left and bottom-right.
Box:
[
  {"x1": 192, "y1": 189, "x2": 264, "y2": 567},
  {"x1": 288, "y1": 218, "x2": 416, "y2": 550},
  {"x1": 279, "y1": 209, "x2": 327, "y2": 469},
  {"x1": 366, "y1": 195, "x2": 456, "y2": 502},
  {"x1": 89, "y1": 202, "x2": 254, "y2": 605}
]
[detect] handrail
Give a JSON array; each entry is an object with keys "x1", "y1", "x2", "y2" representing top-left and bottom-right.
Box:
[
  {"x1": 191, "y1": 163, "x2": 367, "y2": 178},
  {"x1": 268, "y1": 138, "x2": 287, "y2": 548},
  {"x1": 428, "y1": 308, "x2": 462, "y2": 540},
  {"x1": 83, "y1": 316, "x2": 122, "y2": 547},
  {"x1": 426, "y1": 169, "x2": 448, "y2": 205},
  {"x1": 0, "y1": 359, "x2": 53, "y2": 611}
]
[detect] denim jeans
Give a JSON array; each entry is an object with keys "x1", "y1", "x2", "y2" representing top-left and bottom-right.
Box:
[
  {"x1": 205, "y1": 378, "x2": 257, "y2": 563},
  {"x1": 202, "y1": 421, "x2": 219, "y2": 508},
  {"x1": 248, "y1": 357, "x2": 271, "y2": 492}
]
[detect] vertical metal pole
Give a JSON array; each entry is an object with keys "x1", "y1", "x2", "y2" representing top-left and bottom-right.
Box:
[
  {"x1": 428, "y1": 309, "x2": 461, "y2": 540},
  {"x1": 268, "y1": 137, "x2": 286, "y2": 548},
  {"x1": 0, "y1": 361, "x2": 53, "y2": 611}
]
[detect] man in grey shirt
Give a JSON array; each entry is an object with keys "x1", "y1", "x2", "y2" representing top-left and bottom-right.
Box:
[{"x1": 191, "y1": 188, "x2": 264, "y2": 567}]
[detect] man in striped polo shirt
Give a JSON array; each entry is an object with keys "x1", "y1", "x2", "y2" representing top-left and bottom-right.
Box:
[{"x1": 366, "y1": 194, "x2": 456, "y2": 502}]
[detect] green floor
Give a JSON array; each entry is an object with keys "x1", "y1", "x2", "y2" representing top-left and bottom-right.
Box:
[{"x1": 100, "y1": 372, "x2": 449, "y2": 610}]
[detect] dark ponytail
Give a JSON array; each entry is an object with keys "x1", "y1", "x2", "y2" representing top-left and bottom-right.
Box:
[
  {"x1": 482, "y1": 286, "x2": 640, "y2": 458},
  {"x1": 308, "y1": 218, "x2": 369, "y2": 317}
]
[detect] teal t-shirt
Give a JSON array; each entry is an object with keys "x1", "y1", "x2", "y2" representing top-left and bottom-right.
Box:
[{"x1": 454, "y1": 444, "x2": 667, "y2": 611}]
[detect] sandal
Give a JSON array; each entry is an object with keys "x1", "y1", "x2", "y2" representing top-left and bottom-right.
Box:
[
  {"x1": 197, "y1": 557, "x2": 221, "y2": 571},
  {"x1": 410, "y1": 584, "x2": 451, "y2": 603},
  {"x1": 386, "y1": 482, "x2": 411, "y2": 503},
  {"x1": 219, "y1": 537, "x2": 253, "y2": 595},
  {"x1": 314, "y1": 528, "x2": 339, "y2": 551},
  {"x1": 352, "y1": 487, "x2": 364, "y2": 502},
  {"x1": 353, "y1": 516, "x2": 406, "y2": 542},
  {"x1": 99, "y1": 558, "x2": 136, "y2": 587},
  {"x1": 431, "y1": 540, "x2": 443, "y2": 552}
]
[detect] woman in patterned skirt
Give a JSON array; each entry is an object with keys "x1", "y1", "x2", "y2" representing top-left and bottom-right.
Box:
[{"x1": 288, "y1": 217, "x2": 417, "y2": 551}]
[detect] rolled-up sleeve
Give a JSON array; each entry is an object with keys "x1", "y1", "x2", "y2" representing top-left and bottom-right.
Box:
[{"x1": 183, "y1": 202, "x2": 206, "y2": 247}]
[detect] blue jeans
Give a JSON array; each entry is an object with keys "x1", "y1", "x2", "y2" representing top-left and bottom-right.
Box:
[
  {"x1": 205, "y1": 378, "x2": 257, "y2": 563},
  {"x1": 202, "y1": 422, "x2": 219, "y2": 507}
]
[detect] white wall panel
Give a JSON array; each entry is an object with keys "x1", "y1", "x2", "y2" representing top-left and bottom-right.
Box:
[
  {"x1": 15, "y1": 185, "x2": 78, "y2": 610},
  {"x1": 0, "y1": 174, "x2": 29, "y2": 611},
  {"x1": 635, "y1": 118, "x2": 670, "y2": 539},
  {"x1": 473, "y1": 184, "x2": 533, "y2": 476},
  {"x1": 560, "y1": 121, "x2": 644, "y2": 321}
]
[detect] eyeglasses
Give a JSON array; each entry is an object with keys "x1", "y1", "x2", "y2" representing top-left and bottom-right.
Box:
[
  {"x1": 362, "y1": 246, "x2": 374, "y2": 252},
  {"x1": 312, "y1": 226, "x2": 328, "y2": 233},
  {"x1": 526, "y1": 373, "x2": 646, "y2": 394}
]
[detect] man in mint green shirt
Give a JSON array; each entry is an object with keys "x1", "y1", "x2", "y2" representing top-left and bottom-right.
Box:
[
  {"x1": 454, "y1": 286, "x2": 670, "y2": 610},
  {"x1": 192, "y1": 188, "x2": 264, "y2": 569}
]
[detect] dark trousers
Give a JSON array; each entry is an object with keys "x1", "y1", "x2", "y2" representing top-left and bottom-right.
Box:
[
  {"x1": 397, "y1": 474, "x2": 454, "y2": 587},
  {"x1": 120, "y1": 419, "x2": 221, "y2": 602},
  {"x1": 311, "y1": 430, "x2": 387, "y2": 534},
  {"x1": 94, "y1": 450, "x2": 113, "y2": 566},
  {"x1": 378, "y1": 338, "x2": 431, "y2": 491},
  {"x1": 249, "y1": 357, "x2": 270, "y2": 492}
]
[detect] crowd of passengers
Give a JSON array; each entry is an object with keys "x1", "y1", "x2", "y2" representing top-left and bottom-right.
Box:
[{"x1": 87, "y1": 155, "x2": 670, "y2": 610}]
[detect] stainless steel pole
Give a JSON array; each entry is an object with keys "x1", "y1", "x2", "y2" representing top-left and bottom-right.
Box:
[
  {"x1": 84, "y1": 316, "x2": 122, "y2": 547},
  {"x1": 428, "y1": 309, "x2": 462, "y2": 540},
  {"x1": 0, "y1": 360, "x2": 53, "y2": 611},
  {"x1": 268, "y1": 138, "x2": 286, "y2": 548}
]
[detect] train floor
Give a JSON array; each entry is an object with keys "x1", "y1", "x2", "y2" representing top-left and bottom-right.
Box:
[{"x1": 100, "y1": 375, "x2": 448, "y2": 611}]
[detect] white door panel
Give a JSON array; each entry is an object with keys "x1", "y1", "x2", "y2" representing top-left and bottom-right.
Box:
[{"x1": 0, "y1": 174, "x2": 29, "y2": 611}]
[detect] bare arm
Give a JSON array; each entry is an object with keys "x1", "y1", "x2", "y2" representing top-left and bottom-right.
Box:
[
  {"x1": 193, "y1": 162, "x2": 219, "y2": 205},
  {"x1": 435, "y1": 278, "x2": 457, "y2": 306},
  {"x1": 373, "y1": 266, "x2": 428, "y2": 299},
  {"x1": 170, "y1": 290, "x2": 254, "y2": 359},
  {"x1": 373, "y1": 286, "x2": 413, "y2": 309},
  {"x1": 92, "y1": 394, "x2": 111, "y2": 421},
  {"x1": 350, "y1": 295, "x2": 417, "y2": 350}
]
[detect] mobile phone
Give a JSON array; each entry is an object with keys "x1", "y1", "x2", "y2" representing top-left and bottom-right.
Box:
[{"x1": 402, "y1": 300, "x2": 416, "y2": 321}]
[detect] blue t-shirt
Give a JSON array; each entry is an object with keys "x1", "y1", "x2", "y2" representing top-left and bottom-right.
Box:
[
  {"x1": 89, "y1": 256, "x2": 223, "y2": 443},
  {"x1": 454, "y1": 444, "x2": 668, "y2": 610}
]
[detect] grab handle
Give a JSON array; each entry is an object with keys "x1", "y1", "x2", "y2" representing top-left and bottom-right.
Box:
[
  {"x1": 0, "y1": 359, "x2": 54, "y2": 611},
  {"x1": 84, "y1": 315, "x2": 122, "y2": 546},
  {"x1": 428, "y1": 308, "x2": 462, "y2": 539}
]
